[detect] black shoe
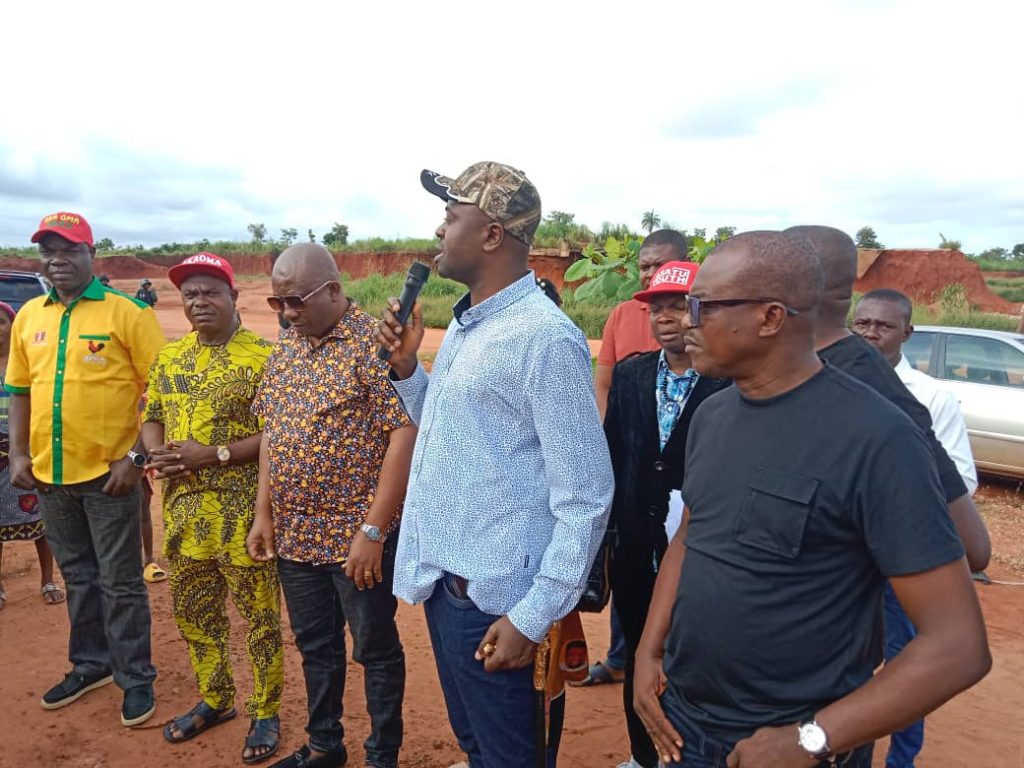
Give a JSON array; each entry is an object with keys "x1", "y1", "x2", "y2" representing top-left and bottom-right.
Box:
[
  {"x1": 121, "y1": 683, "x2": 156, "y2": 727},
  {"x1": 40, "y1": 671, "x2": 114, "y2": 710},
  {"x1": 269, "y1": 744, "x2": 348, "y2": 768}
]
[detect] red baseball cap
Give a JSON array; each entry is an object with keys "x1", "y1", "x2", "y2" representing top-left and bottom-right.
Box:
[
  {"x1": 633, "y1": 261, "x2": 699, "y2": 302},
  {"x1": 168, "y1": 252, "x2": 236, "y2": 289},
  {"x1": 31, "y1": 211, "x2": 94, "y2": 247}
]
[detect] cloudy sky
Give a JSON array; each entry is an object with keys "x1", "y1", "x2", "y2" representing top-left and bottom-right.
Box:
[{"x1": 2, "y1": 0, "x2": 1021, "y2": 252}]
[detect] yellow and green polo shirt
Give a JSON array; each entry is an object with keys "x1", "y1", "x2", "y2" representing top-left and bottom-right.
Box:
[{"x1": 5, "y1": 277, "x2": 166, "y2": 485}]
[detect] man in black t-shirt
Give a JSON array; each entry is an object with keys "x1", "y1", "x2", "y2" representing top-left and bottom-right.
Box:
[
  {"x1": 784, "y1": 225, "x2": 990, "y2": 573},
  {"x1": 634, "y1": 232, "x2": 990, "y2": 768},
  {"x1": 605, "y1": 261, "x2": 730, "y2": 768}
]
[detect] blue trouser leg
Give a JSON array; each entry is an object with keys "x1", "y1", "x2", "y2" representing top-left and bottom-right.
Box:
[
  {"x1": 883, "y1": 582, "x2": 924, "y2": 768},
  {"x1": 606, "y1": 598, "x2": 627, "y2": 669},
  {"x1": 423, "y1": 574, "x2": 537, "y2": 768}
]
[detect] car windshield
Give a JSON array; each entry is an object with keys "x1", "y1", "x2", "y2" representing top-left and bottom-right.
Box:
[{"x1": 0, "y1": 276, "x2": 47, "y2": 304}]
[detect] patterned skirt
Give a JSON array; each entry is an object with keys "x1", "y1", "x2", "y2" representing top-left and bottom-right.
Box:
[{"x1": 0, "y1": 465, "x2": 45, "y2": 543}]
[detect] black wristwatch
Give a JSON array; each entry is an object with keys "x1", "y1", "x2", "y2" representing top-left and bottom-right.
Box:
[{"x1": 127, "y1": 450, "x2": 148, "y2": 469}]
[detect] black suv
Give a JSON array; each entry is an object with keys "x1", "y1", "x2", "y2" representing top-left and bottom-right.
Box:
[{"x1": 0, "y1": 269, "x2": 50, "y2": 311}]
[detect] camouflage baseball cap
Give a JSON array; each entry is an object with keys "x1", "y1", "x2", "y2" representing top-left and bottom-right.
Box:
[{"x1": 421, "y1": 161, "x2": 542, "y2": 246}]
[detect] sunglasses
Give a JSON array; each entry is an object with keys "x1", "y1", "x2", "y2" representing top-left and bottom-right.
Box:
[
  {"x1": 266, "y1": 281, "x2": 334, "y2": 313},
  {"x1": 686, "y1": 296, "x2": 800, "y2": 328}
]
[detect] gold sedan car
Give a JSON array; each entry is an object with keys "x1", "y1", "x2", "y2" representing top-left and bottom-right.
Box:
[{"x1": 904, "y1": 326, "x2": 1024, "y2": 480}]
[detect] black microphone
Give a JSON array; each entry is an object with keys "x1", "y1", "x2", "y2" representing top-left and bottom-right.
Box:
[{"x1": 378, "y1": 261, "x2": 431, "y2": 361}]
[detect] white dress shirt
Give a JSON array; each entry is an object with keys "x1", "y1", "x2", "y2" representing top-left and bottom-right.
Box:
[{"x1": 895, "y1": 354, "x2": 978, "y2": 495}]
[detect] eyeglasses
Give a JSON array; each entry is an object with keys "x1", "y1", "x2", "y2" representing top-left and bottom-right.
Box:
[
  {"x1": 266, "y1": 281, "x2": 333, "y2": 312},
  {"x1": 685, "y1": 296, "x2": 800, "y2": 328}
]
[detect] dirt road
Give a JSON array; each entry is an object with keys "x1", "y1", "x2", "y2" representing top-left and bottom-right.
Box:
[{"x1": 0, "y1": 277, "x2": 1021, "y2": 767}]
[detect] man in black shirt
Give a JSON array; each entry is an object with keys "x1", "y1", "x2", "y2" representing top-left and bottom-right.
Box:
[
  {"x1": 605, "y1": 261, "x2": 730, "y2": 768},
  {"x1": 634, "y1": 231, "x2": 989, "y2": 768},
  {"x1": 784, "y1": 225, "x2": 990, "y2": 573}
]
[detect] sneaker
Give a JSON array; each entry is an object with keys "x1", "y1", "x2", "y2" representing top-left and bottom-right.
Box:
[
  {"x1": 40, "y1": 671, "x2": 114, "y2": 710},
  {"x1": 121, "y1": 684, "x2": 156, "y2": 727}
]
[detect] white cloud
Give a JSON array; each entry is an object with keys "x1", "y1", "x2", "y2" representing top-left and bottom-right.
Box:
[{"x1": 1, "y1": 0, "x2": 1021, "y2": 252}]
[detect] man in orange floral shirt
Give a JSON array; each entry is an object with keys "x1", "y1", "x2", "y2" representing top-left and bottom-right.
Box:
[{"x1": 247, "y1": 244, "x2": 416, "y2": 768}]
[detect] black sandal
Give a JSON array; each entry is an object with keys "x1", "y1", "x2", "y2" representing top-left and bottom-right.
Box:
[
  {"x1": 243, "y1": 715, "x2": 280, "y2": 764},
  {"x1": 162, "y1": 701, "x2": 237, "y2": 743}
]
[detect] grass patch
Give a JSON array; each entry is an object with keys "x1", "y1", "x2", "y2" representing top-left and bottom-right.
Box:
[
  {"x1": 973, "y1": 257, "x2": 1024, "y2": 272},
  {"x1": 343, "y1": 273, "x2": 619, "y2": 338},
  {"x1": 985, "y1": 277, "x2": 1024, "y2": 303},
  {"x1": 344, "y1": 271, "x2": 463, "y2": 329},
  {"x1": 338, "y1": 237, "x2": 437, "y2": 253}
]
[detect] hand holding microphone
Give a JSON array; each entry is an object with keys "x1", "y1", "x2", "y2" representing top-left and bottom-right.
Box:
[{"x1": 375, "y1": 261, "x2": 431, "y2": 379}]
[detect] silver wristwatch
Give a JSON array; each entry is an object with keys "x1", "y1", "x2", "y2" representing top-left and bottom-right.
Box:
[
  {"x1": 797, "y1": 719, "x2": 833, "y2": 762},
  {"x1": 360, "y1": 523, "x2": 385, "y2": 542}
]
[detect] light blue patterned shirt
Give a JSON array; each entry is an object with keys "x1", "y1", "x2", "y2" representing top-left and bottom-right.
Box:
[
  {"x1": 656, "y1": 352, "x2": 699, "y2": 450},
  {"x1": 391, "y1": 272, "x2": 613, "y2": 642}
]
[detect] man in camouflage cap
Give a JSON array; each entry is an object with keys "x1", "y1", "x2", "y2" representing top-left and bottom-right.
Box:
[
  {"x1": 420, "y1": 161, "x2": 542, "y2": 246},
  {"x1": 376, "y1": 163, "x2": 613, "y2": 766}
]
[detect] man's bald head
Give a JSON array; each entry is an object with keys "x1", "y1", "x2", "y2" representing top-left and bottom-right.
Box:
[
  {"x1": 273, "y1": 243, "x2": 340, "y2": 286},
  {"x1": 706, "y1": 230, "x2": 824, "y2": 313},
  {"x1": 272, "y1": 243, "x2": 346, "y2": 339},
  {"x1": 784, "y1": 225, "x2": 856, "y2": 325},
  {"x1": 684, "y1": 230, "x2": 823, "y2": 385}
]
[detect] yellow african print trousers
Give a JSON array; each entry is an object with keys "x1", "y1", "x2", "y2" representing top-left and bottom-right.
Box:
[{"x1": 169, "y1": 556, "x2": 284, "y2": 719}]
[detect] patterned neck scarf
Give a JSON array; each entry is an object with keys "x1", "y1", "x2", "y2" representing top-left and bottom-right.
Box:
[{"x1": 656, "y1": 351, "x2": 699, "y2": 450}]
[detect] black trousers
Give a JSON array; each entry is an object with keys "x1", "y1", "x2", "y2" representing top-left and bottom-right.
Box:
[{"x1": 610, "y1": 529, "x2": 668, "y2": 768}]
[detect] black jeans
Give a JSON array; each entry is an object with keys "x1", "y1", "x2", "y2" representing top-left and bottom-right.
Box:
[
  {"x1": 611, "y1": 531, "x2": 664, "y2": 768},
  {"x1": 277, "y1": 540, "x2": 405, "y2": 766},
  {"x1": 38, "y1": 474, "x2": 156, "y2": 689}
]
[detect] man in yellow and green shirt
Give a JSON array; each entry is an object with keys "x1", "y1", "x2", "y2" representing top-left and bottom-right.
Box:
[
  {"x1": 142, "y1": 253, "x2": 283, "y2": 763},
  {"x1": 6, "y1": 211, "x2": 165, "y2": 727}
]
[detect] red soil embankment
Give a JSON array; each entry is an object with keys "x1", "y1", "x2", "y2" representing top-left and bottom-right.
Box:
[{"x1": 855, "y1": 249, "x2": 1019, "y2": 313}]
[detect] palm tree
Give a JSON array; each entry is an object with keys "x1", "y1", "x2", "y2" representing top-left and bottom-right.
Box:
[{"x1": 641, "y1": 211, "x2": 661, "y2": 234}]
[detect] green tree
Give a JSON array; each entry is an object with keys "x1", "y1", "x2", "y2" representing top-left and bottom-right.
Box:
[
  {"x1": 247, "y1": 223, "x2": 267, "y2": 244},
  {"x1": 714, "y1": 226, "x2": 736, "y2": 243},
  {"x1": 539, "y1": 211, "x2": 577, "y2": 242},
  {"x1": 1012, "y1": 243, "x2": 1024, "y2": 259},
  {"x1": 322, "y1": 223, "x2": 350, "y2": 248},
  {"x1": 692, "y1": 228, "x2": 707, "y2": 240},
  {"x1": 855, "y1": 227, "x2": 883, "y2": 249},
  {"x1": 279, "y1": 227, "x2": 298, "y2": 246},
  {"x1": 976, "y1": 247, "x2": 1007, "y2": 260},
  {"x1": 598, "y1": 222, "x2": 639, "y2": 241},
  {"x1": 308, "y1": 229, "x2": 316, "y2": 243},
  {"x1": 641, "y1": 211, "x2": 661, "y2": 234},
  {"x1": 95, "y1": 237, "x2": 115, "y2": 251}
]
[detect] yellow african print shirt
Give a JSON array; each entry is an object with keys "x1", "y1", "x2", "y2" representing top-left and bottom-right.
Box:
[{"x1": 144, "y1": 327, "x2": 272, "y2": 565}]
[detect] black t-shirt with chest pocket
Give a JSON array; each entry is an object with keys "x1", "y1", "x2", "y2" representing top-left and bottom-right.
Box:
[{"x1": 663, "y1": 364, "x2": 965, "y2": 743}]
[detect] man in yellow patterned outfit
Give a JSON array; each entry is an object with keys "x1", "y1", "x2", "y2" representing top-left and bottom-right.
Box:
[{"x1": 142, "y1": 253, "x2": 284, "y2": 764}]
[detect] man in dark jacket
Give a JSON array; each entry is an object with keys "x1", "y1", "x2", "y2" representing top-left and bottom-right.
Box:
[{"x1": 605, "y1": 261, "x2": 729, "y2": 768}]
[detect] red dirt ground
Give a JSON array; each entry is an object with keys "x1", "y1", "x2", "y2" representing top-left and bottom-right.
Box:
[
  {"x1": 855, "y1": 249, "x2": 1020, "y2": 314},
  {"x1": 0, "y1": 278, "x2": 1021, "y2": 767}
]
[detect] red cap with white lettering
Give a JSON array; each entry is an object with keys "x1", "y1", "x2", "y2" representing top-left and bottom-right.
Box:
[
  {"x1": 633, "y1": 261, "x2": 699, "y2": 302},
  {"x1": 31, "y1": 211, "x2": 94, "y2": 247},
  {"x1": 168, "y1": 252, "x2": 236, "y2": 289}
]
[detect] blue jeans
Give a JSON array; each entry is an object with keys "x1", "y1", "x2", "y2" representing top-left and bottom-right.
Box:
[
  {"x1": 607, "y1": 598, "x2": 627, "y2": 669},
  {"x1": 659, "y1": 684, "x2": 874, "y2": 768},
  {"x1": 38, "y1": 474, "x2": 156, "y2": 690},
  {"x1": 883, "y1": 583, "x2": 924, "y2": 767},
  {"x1": 424, "y1": 573, "x2": 538, "y2": 768},
  {"x1": 277, "y1": 540, "x2": 405, "y2": 767}
]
